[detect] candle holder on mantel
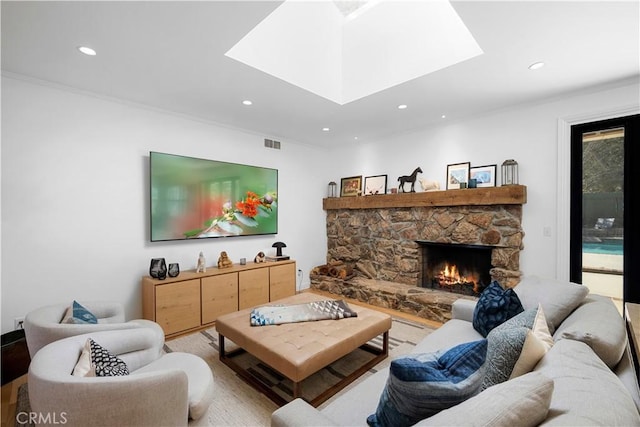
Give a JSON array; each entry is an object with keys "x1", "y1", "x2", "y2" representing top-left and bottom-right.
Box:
[{"x1": 501, "y1": 159, "x2": 519, "y2": 186}]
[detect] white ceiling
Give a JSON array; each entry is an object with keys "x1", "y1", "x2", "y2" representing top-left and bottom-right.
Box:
[
  {"x1": 225, "y1": 0, "x2": 483, "y2": 104},
  {"x1": 2, "y1": 1, "x2": 639, "y2": 147}
]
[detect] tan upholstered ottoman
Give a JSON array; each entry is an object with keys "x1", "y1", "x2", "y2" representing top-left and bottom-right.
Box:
[{"x1": 216, "y1": 292, "x2": 391, "y2": 406}]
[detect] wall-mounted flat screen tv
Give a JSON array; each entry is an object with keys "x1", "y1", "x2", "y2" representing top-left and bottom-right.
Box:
[{"x1": 150, "y1": 151, "x2": 278, "y2": 241}]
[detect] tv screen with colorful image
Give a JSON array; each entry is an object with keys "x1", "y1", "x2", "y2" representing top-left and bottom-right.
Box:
[{"x1": 150, "y1": 152, "x2": 278, "y2": 241}]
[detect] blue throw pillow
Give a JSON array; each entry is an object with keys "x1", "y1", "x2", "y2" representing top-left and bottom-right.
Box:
[
  {"x1": 367, "y1": 339, "x2": 487, "y2": 427},
  {"x1": 63, "y1": 300, "x2": 98, "y2": 324},
  {"x1": 473, "y1": 281, "x2": 523, "y2": 337}
]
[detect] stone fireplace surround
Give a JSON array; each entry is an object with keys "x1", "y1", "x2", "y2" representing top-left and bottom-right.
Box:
[{"x1": 311, "y1": 186, "x2": 527, "y2": 322}]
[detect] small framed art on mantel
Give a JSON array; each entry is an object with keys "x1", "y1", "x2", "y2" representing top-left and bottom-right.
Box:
[
  {"x1": 364, "y1": 175, "x2": 387, "y2": 195},
  {"x1": 470, "y1": 164, "x2": 497, "y2": 188},
  {"x1": 446, "y1": 162, "x2": 470, "y2": 190},
  {"x1": 340, "y1": 176, "x2": 362, "y2": 197}
]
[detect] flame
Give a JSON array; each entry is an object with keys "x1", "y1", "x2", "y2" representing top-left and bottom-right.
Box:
[{"x1": 436, "y1": 263, "x2": 480, "y2": 292}]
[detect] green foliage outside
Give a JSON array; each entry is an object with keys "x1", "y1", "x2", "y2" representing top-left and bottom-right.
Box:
[{"x1": 583, "y1": 136, "x2": 624, "y2": 193}]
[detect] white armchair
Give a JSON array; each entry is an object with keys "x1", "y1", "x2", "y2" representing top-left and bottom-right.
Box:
[
  {"x1": 28, "y1": 325, "x2": 215, "y2": 426},
  {"x1": 24, "y1": 301, "x2": 156, "y2": 358}
]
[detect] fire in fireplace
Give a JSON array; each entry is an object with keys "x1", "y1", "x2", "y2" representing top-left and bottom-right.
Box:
[
  {"x1": 437, "y1": 263, "x2": 482, "y2": 294},
  {"x1": 417, "y1": 241, "x2": 493, "y2": 296}
]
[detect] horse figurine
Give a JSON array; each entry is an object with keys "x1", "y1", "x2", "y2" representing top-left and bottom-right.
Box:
[{"x1": 398, "y1": 167, "x2": 423, "y2": 192}]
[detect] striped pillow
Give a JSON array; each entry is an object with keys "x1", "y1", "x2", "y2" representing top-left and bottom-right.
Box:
[{"x1": 367, "y1": 339, "x2": 487, "y2": 427}]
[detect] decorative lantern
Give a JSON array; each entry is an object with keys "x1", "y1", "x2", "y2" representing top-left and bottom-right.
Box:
[
  {"x1": 328, "y1": 181, "x2": 337, "y2": 198},
  {"x1": 501, "y1": 159, "x2": 519, "y2": 186}
]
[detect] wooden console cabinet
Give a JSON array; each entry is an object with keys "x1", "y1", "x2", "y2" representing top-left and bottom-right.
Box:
[{"x1": 142, "y1": 260, "x2": 296, "y2": 337}]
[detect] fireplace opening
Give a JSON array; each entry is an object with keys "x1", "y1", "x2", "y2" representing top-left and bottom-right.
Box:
[{"x1": 417, "y1": 241, "x2": 493, "y2": 296}]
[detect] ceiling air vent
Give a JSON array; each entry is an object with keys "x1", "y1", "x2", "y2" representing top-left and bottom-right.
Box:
[{"x1": 264, "y1": 139, "x2": 281, "y2": 150}]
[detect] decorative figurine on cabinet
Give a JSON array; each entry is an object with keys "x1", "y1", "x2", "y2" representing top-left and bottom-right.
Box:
[
  {"x1": 218, "y1": 251, "x2": 233, "y2": 269},
  {"x1": 254, "y1": 251, "x2": 266, "y2": 263},
  {"x1": 196, "y1": 252, "x2": 206, "y2": 273}
]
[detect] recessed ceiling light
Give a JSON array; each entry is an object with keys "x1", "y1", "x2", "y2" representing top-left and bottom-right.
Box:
[
  {"x1": 77, "y1": 46, "x2": 96, "y2": 56},
  {"x1": 242, "y1": 100, "x2": 253, "y2": 106},
  {"x1": 322, "y1": 127, "x2": 330, "y2": 132},
  {"x1": 528, "y1": 62, "x2": 545, "y2": 70},
  {"x1": 397, "y1": 104, "x2": 408, "y2": 110},
  {"x1": 441, "y1": 114, "x2": 447, "y2": 119},
  {"x1": 354, "y1": 136, "x2": 359, "y2": 140}
]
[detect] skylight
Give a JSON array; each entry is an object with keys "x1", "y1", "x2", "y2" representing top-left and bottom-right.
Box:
[
  {"x1": 332, "y1": 0, "x2": 371, "y2": 18},
  {"x1": 225, "y1": 0, "x2": 483, "y2": 105}
]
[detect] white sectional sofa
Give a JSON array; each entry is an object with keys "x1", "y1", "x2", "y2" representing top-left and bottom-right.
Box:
[{"x1": 272, "y1": 276, "x2": 640, "y2": 426}]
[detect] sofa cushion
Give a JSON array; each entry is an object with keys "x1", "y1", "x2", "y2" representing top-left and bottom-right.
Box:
[
  {"x1": 513, "y1": 276, "x2": 588, "y2": 333},
  {"x1": 472, "y1": 282, "x2": 524, "y2": 337},
  {"x1": 412, "y1": 319, "x2": 484, "y2": 355},
  {"x1": 417, "y1": 372, "x2": 554, "y2": 427},
  {"x1": 61, "y1": 300, "x2": 98, "y2": 324},
  {"x1": 321, "y1": 367, "x2": 390, "y2": 425},
  {"x1": 482, "y1": 305, "x2": 553, "y2": 390},
  {"x1": 272, "y1": 398, "x2": 342, "y2": 427},
  {"x1": 553, "y1": 295, "x2": 626, "y2": 369},
  {"x1": 534, "y1": 339, "x2": 640, "y2": 425},
  {"x1": 367, "y1": 339, "x2": 487, "y2": 427}
]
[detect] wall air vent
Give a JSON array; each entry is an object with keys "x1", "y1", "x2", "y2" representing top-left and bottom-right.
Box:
[{"x1": 264, "y1": 139, "x2": 281, "y2": 149}]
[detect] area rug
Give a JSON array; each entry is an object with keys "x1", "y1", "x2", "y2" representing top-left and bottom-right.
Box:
[
  {"x1": 164, "y1": 317, "x2": 435, "y2": 426},
  {"x1": 13, "y1": 318, "x2": 434, "y2": 427},
  {"x1": 14, "y1": 383, "x2": 34, "y2": 427}
]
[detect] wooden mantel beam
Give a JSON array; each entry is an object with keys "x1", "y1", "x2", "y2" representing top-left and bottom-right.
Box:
[{"x1": 322, "y1": 185, "x2": 527, "y2": 210}]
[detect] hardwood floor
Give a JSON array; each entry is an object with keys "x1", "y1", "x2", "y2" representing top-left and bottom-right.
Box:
[
  {"x1": 0, "y1": 289, "x2": 442, "y2": 427},
  {"x1": 2, "y1": 374, "x2": 27, "y2": 427}
]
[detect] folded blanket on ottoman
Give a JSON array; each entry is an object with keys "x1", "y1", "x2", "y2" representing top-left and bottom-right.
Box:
[{"x1": 250, "y1": 299, "x2": 358, "y2": 326}]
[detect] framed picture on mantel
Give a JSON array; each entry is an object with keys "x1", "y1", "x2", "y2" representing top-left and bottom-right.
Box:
[
  {"x1": 446, "y1": 162, "x2": 470, "y2": 190},
  {"x1": 364, "y1": 175, "x2": 387, "y2": 195},
  {"x1": 470, "y1": 164, "x2": 497, "y2": 188},
  {"x1": 340, "y1": 175, "x2": 362, "y2": 197}
]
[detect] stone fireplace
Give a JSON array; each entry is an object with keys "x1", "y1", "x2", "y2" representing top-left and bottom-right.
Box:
[
  {"x1": 418, "y1": 241, "x2": 493, "y2": 296},
  {"x1": 311, "y1": 186, "x2": 527, "y2": 322}
]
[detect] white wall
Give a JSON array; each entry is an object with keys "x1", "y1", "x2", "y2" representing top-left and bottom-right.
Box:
[
  {"x1": 324, "y1": 81, "x2": 639, "y2": 280},
  {"x1": 1, "y1": 76, "x2": 328, "y2": 333},
  {"x1": 3, "y1": 75, "x2": 638, "y2": 334}
]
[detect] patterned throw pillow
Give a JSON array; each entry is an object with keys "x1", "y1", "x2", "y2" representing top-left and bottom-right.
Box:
[
  {"x1": 89, "y1": 338, "x2": 129, "y2": 376},
  {"x1": 367, "y1": 339, "x2": 487, "y2": 427},
  {"x1": 482, "y1": 304, "x2": 553, "y2": 390},
  {"x1": 473, "y1": 281, "x2": 524, "y2": 337},
  {"x1": 61, "y1": 300, "x2": 98, "y2": 324},
  {"x1": 72, "y1": 338, "x2": 129, "y2": 377}
]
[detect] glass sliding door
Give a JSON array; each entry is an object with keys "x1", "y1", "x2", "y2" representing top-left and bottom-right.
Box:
[
  {"x1": 571, "y1": 114, "x2": 640, "y2": 309},
  {"x1": 581, "y1": 127, "x2": 624, "y2": 306}
]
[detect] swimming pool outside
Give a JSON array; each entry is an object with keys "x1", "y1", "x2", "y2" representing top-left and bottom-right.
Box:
[{"x1": 583, "y1": 240, "x2": 623, "y2": 256}]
